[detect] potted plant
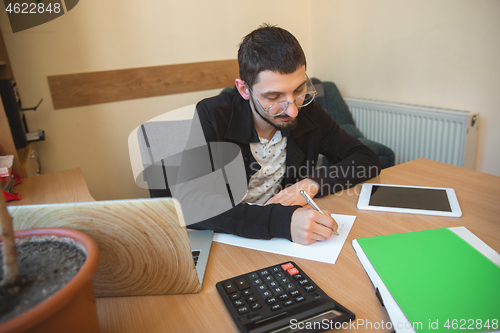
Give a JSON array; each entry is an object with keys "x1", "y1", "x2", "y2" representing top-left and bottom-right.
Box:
[{"x1": 0, "y1": 193, "x2": 101, "y2": 333}]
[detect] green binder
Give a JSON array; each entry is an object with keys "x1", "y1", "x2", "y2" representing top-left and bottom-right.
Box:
[{"x1": 353, "y1": 227, "x2": 500, "y2": 332}]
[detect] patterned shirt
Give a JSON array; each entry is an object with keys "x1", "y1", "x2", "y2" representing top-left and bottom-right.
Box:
[{"x1": 242, "y1": 131, "x2": 287, "y2": 204}]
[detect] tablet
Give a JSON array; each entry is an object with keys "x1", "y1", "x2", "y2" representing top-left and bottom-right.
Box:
[{"x1": 357, "y1": 184, "x2": 462, "y2": 217}]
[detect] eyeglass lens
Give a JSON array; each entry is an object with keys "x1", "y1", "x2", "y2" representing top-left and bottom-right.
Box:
[{"x1": 268, "y1": 92, "x2": 315, "y2": 115}]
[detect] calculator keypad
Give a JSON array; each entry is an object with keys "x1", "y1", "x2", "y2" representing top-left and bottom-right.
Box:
[
  {"x1": 217, "y1": 261, "x2": 355, "y2": 333},
  {"x1": 219, "y1": 262, "x2": 321, "y2": 321}
]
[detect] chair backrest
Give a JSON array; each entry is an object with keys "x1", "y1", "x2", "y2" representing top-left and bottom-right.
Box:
[
  {"x1": 128, "y1": 104, "x2": 248, "y2": 225},
  {"x1": 128, "y1": 104, "x2": 197, "y2": 193}
]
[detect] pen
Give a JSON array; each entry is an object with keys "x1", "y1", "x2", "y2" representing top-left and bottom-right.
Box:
[{"x1": 300, "y1": 190, "x2": 339, "y2": 236}]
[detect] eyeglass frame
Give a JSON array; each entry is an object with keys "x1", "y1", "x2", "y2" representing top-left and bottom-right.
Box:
[{"x1": 247, "y1": 74, "x2": 317, "y2": 117}]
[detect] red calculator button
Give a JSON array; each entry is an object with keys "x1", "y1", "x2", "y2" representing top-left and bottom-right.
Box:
[
  {"x1": 281, "y1": 263, "x2": 294, "y2": 270},
  {"x1": 287, "y1": 268, "x2": 299, "y2": 275}
]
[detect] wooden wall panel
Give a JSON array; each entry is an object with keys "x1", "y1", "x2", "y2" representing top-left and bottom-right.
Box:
[{"x1": 48, "y1": 59, "x2": 239, "y2": 109}]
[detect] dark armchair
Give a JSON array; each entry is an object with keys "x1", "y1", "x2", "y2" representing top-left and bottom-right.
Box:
[{"x1": 310, "y1": 78, "x2": 395, "y2": 169}]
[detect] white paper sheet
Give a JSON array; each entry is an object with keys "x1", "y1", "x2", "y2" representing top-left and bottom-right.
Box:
[{"x1": 214, "y1": 214, "x2": 356, "y2": 264}]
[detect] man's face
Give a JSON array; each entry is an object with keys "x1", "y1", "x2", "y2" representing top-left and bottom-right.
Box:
[{"x1": 249, "y1": 66, "x2": 307, "y2": 131}]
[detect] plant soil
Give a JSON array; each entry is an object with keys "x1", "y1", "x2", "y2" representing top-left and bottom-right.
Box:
[{"x1": 0, "y1": 236, "x2": 86, "y2": 324}]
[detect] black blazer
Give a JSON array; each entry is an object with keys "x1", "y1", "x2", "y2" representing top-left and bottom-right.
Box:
[{"x1": 182, "y1": 88, "x2": 381, "y2": 240}]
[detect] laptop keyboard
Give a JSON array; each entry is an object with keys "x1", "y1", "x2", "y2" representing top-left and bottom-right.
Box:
[{"x1": 191, "y1": 250, "x2": 200, "y2": 266}]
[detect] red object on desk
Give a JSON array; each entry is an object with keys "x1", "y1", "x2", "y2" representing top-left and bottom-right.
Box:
[
  {"x1": 3, "y1": 190, "x2": 21, "y2": 201},
  {"x1": 1, "y1": 171, "x2": 22, "y2": 201}
]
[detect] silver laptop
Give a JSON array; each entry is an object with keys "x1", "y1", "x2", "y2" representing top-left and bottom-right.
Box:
[{"x1": 187, "y1": 229, "x2": 214, "y2": 285}]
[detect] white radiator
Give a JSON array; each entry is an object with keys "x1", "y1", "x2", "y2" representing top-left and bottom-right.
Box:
[{"x1": 344, "y1": 98, "x2": 479, "y2": 168}]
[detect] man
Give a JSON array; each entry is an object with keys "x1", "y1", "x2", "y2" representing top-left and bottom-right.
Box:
[{"x1": 189, "y1": 24, "x2": 381, "y2": 245}]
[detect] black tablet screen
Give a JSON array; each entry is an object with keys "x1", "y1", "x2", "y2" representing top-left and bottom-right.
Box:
[{"x1": 369, "y1": 186, "x2": 452, "y2": 212}]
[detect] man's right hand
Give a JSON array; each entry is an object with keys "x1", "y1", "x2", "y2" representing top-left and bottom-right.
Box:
[{"x1": 290, "y1": 208, "x2": 338, "y2": 245}]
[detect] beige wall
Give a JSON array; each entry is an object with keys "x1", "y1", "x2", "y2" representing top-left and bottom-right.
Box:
[
  {"x1": 310, "y1": 0, "x2": 500, "y2": 176},
  {"x1": 0, "y1": 0, "x2": 311, "y2": 200},
  {"x1": 2, "y1": 0, "x2": 499, "y2": 200}
]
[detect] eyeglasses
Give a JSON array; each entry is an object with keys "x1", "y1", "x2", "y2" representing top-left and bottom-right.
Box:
[{"x1": 248, "y1": 75, "x2": 317, "y2": 117}]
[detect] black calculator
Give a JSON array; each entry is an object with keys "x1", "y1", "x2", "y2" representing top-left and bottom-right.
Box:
[{"x1": 216, "y1": 261, "x2": 355, "y2": 332}]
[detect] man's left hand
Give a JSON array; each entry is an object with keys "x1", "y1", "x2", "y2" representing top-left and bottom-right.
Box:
[{"x1": 265, "y1": 179, "x2": 319, "y2": 206}]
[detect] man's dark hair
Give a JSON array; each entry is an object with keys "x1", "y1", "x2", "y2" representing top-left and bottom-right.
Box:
[{"x1": 238, "y1": 24, "x2": 306, "y2": 88}]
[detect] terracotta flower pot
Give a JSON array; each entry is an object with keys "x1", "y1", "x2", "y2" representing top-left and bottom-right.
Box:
[{"x1": 0, "y1": 228, "x2": 100, "y2": 333}]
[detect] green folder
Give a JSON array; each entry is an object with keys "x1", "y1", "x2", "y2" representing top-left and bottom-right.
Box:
[{"x1": 354, "y1": 228, "x2": 500, "y2": 332}]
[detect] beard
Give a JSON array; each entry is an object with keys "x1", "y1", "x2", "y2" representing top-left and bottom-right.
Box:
[
  {"x1": 251, "y1": 98, "x2": 299, "y2": 131},
  {"x1": 258, "y1": 111, "x2": 298, "y2": 131}
]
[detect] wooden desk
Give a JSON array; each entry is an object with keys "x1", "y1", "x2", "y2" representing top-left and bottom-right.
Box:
[
  {"x1": 94, "y1": 158, "x2": 500, "y2": 332},
  {"x1": 7, "y1": 168, "x2": 94, "y2": 206}
]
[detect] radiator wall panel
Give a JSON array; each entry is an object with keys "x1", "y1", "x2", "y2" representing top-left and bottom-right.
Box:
[{"x1": 344, "y1": 98, "x2": 478, "y2": 168}]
